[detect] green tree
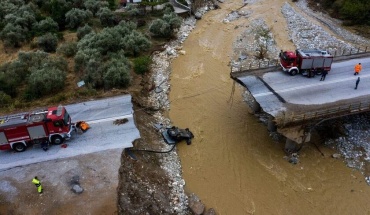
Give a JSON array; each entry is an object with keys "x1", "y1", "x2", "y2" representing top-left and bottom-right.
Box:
[
  {"x1": 134, "y1": 56, "x2": 151, "y2": 75},
  {"x1": 84, "y1": 0, "x2": 109, "y2": 16},
  {"x1": 97, "y1": 7, "x2": 115, "y2": 27},
  {"x1": 37, "y1": 33, "x2": 58, "y2": 52},
  {"x1": 106, "y1": 0, "x2": 116, "y2": 10},
  {"x1": 33, "y1": 17, "x2": 59, "y2": 35},
  {"x1": 76, "y1": 24, "x2": 93, "y2": 40},
  {"x1": 65, "y1": 8, "x2": 92, "y2": 29},
  {"x1": 149, "y1": 12, "x2": 182, "y2": 38},
  {"x1": 103, "y1": 53, "x2": 131, "y2": 88},
  {"x1": 0, "y1": 23, "x2": 27, "y2": 47},
  {"x1": 122, "y1": 31, "x2": 151, "y2": 56},
  {"x1": 26, "y1": 67, "x2": 66, "y2": 99},
  {"x1": 0, "y1": 91, "x2": 12, "y2": 107},
  {"x1": 125, "y1": 4, "x2": 140, "y2": 17},
  {"x1": 50, "y1": 0, "x2": 72, "y2": 29}
]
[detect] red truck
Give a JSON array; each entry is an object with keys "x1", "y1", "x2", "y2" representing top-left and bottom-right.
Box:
[
  {"x1": 0, "y1": 105, "x2": 74, "y2": 152},
  {"x1": 279, "y1": 49, "x2": 333, "y2": 77}
]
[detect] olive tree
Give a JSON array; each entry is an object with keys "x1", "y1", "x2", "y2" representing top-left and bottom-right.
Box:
[
  {"x1": 149, "y1": 12, "x2": 182, "y2": 38},
  {"x1": 0, "y1": 24, "x2": 27, "y2": 47},
  {"x1": 33, "y1": 17, "x2": 59, "y2": 35},
  {"x1": 76, "y1": 24, "x2": 93, "y2": 40},
  {"x1": 103, "y1": 53, "x2": 131, "y2": 88},
  {"x1": 84, "y1": 0, "x2": 109, "y2": 16},
  {"x1": 97, "y1": 7, "x2": 115, "y2": 27},
  {"x1": 65, "y1": 8, "x2": 92, "y2": 29},
  {"x1": 37, "y1": 33, "x2": 58, "y2": 52},
  {"x1": 122, "y1": 31, "x2": 151, "y2": 56},
  {"x1": 27, "y1": 67, "x2": 66, "y2": 98},
  {"x1": 57, "y1": 42, "x2": 77, "y2": 57}
]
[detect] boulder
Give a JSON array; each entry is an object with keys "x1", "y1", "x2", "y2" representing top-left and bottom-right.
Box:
[
  {"x1": 204, "y1": 208, "x2": 217, "y2": 215},
  {"x1": 71, "y1": 184, "x2": 84, "y2": 194},
  {"x1": 194, "y1": 12, "x2": 202, "y2": 20},
  {"x1": 188, "y1": 193, "x2": 205, "y2": 215}
]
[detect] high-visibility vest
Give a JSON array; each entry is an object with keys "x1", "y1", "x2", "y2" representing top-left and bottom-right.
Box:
[
  {"x1": 32, "y1": 178, "x2": 41, "y2": 187},
  {"x1": 355, "y1": 64, "x2": 362, "y2": 72}
]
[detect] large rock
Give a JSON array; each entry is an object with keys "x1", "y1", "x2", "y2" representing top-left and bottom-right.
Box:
[
  {"x1": 205, "y1": 208, "x2": 217, "y2": 215},
  {"x1": 188, "y1": 193, "x2": 205, "y2": 215},
  {"x1": 194, "y1": 12, "x2": 202, "y2": 20}
]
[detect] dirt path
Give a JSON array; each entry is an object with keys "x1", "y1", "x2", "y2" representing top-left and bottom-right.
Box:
[{"x1": 169, "y1": 0, "x2": 370, "y2": 214}]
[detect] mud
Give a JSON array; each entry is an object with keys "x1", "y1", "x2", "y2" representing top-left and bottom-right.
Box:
[{"x1": 169, "y1": 0, "x2": 370, "y2": 214}]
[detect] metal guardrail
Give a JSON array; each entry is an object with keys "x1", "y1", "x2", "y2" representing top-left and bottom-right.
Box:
[{"x1": 275, "y1": 100, "x2": 370, "y2": 126}]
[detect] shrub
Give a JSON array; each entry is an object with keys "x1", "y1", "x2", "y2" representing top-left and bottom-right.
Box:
[
  {"x1": 0, "y1": 67, "x2": 19, "y2": 97},
  {"x1": 122, "y1": 31, "x2": 151, "y2": 56},
  {"x1": 0, "y1": 23, "x2": 27, "y2": 47},
  {"x1": 97, "y1": 7, "x2": 115, "y2": 27},
  {"x1": 49, "y1": 0, "x2": 73, "y2": 29},
  {"x1": 65, "y1": 8, "x2": 92, "y2": 29},
  {"x1": 107, "y1": 0, "x2": 117, "y2": 10},
  {"x1": 57, "y1": 42, "x2": 77, "y2": 57},
  {"x1": 37, "y1": 33, "x2": 58, "y2": 52},
  {"x1": 77, "y1": 24, "x2": 93, "y2": 40},
  {"x1": 0, "y1": 91, "x2": 12, "y2": 107},
  {"x1": 103, "y1": 55, "x2": 131, "y2": 88},
  {"x1": 33, "y1": 17, "x2": 59, "y2": 35},
  {"x1": 149, "y1": 19, "x2": 171, "y2": 37},
  {"x1": 84, "y1": 0, "x2": 109, "y2": 16},
  {"x1": 163, "y1": 12, "x2": 182, "y2": 29},
  {"x1": 149, "y1": 12, "x2": 181, "y2": 38},
  {"x1": 134, "y1": 56, "x2": 151, "y2": 75},
  {"x1": 26, "y1": 67, "x2": 67, "y2": 99},
  {"x1": 125, "y1": 4, "x2": 140, "y2": 17},
  {"x1": 163, "y1": 3, "x2": 174, "y2": 14}
]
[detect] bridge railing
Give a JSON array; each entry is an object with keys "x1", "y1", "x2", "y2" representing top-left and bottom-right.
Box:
[
  {"x1": 275, "y1": 100, "x2": 370, "y2": 126},
  {"x1": 232, "y1": 46, "x2": 369, "y2": 72}
]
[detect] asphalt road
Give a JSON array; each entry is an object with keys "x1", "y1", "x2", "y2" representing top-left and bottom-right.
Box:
[
  {"x1": 238, "y1": 57, "x2": 370, "y2": 116},
  {"x1": 0, "y1": 95, "x2": 140, "y2": 171}
]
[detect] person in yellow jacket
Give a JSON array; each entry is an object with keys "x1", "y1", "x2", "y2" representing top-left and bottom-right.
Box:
[
  {"x1": 354, "y1": 63, "x2": 362, "y2": 75},
  {"x1": 32, "y1": 176, "x2": 43, "y2": 194}
]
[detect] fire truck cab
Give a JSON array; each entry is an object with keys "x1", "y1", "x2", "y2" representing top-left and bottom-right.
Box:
[
  {"x1": 0, "y1": 105, "x2": 74, "y2": 152},
  {"x1": 279, "y1": 49, "x2": 333, "y2": 77}
]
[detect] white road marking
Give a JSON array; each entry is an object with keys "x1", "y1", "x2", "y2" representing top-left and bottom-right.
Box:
[{"x1": 254, "y1": 74, "x2": 370, "y2": 97}]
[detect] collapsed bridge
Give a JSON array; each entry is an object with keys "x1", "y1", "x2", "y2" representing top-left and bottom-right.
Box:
[{"x1": 231, "y1": 50, "x2": 370, "y2": 151}]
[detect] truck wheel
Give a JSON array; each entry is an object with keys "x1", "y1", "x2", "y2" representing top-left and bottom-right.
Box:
[
  {"x1": 13, "y1": 143, "x2": 27, "y2": 152},
  {"x1": 290, "y1": 70, "x2": 298, "y2": 76},
  {"x1": 51, "y1": 135, "x2": 64, "y2": 145}
]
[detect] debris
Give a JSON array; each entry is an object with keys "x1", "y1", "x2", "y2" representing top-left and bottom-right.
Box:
[
  {"x1": 113, "y1": 118, "x2": 128, "y2": 125},
  {"x1": 332, "y1": 153, "x2": 341, "y2": 159}
]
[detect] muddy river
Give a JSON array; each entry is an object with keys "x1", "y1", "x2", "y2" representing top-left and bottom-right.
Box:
[{"x1": 169, "y1": 0, "x2": 370, "y2": 214}]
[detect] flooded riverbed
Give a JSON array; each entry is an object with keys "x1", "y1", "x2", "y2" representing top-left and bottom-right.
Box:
[{"x1": 169, "y1": 0, "x2": 370, "y2": 214}]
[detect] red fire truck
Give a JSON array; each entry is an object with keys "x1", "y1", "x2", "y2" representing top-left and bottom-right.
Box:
[
  {"x1": 0, "y1": 105, "x2": 74, "y2": 152},
  {"x1": 279, "y1": 49, "x2": 333, "y2": 77}
]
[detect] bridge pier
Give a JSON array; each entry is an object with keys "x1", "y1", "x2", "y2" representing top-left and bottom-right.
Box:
[
  {"x1": 284, "y1": 138, "x2": 301, "y2": 152},
  {"x1": 278, "y1": 125, "x2": 311, "y2": 152}
]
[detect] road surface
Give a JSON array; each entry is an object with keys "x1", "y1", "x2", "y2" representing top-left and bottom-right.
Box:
[
  {"x1": 0, "y1": 95, "x2": 140, "y2": 171},
  {"x1": 237, "y1": 56, "x2": 370, "y2": 116}
]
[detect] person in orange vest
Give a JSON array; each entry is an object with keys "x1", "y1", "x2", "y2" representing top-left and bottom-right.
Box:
[
  {"x1": 354, "y1": 63, "x2": 362, "y2": 75},
  {"x1": 32, "y1": 176, "x2": 43, "y2": 194}
]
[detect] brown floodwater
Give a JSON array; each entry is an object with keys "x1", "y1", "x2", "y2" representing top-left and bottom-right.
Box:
[{"x1": 169, "y1": 0, "x2": 370, "y2": 214}]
